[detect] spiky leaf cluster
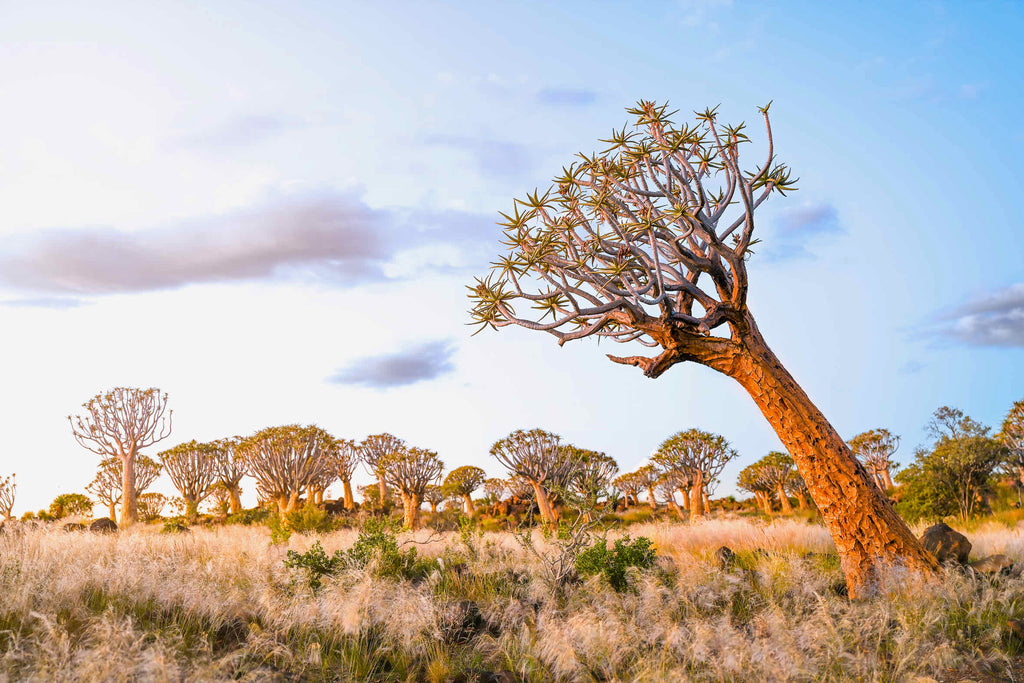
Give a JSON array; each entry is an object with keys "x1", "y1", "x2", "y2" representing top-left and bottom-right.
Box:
[
  {"x1": 383, "y1": 447, "x2": 444, "y2": 499},
  {"x1": 652, "y1": 428, "x2": 736, "y2": 494},
  {"x1": 158, "y1": 440, "x2": 221, "y2": 508},
  {"x1": 444, "y1": 465, "x2": 487, "y2": 497},
  {"x1": 239, "y1": 425, "x2": 339, "y2": 504}
]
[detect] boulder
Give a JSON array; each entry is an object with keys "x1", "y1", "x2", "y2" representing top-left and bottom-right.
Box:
[
  {"x1": 919, "y1": 522, "x2": 971, "y2": 564},
  {"x1": 89, "y1": 518, "x2": 118, "y2": 534},
  {"x1": 439, "y1": 599, "x2": 487, "y2": 644},
  {"x1": 715, "y1": 545, "x2": 736, "y2": 569},
  {"x1": 970, "y1": 554, "x2": 1014, "y2": 575},
  {"x1": 63, "y1": 522, "x2": 86, "y2": 532}
]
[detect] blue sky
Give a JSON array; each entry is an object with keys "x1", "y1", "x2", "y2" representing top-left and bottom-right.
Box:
[{"x1": 0, "y1": 0, "x2": 1021, "y2": 513}]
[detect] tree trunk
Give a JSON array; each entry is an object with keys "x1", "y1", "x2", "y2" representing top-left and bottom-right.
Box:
[
  {"x1": 776, "y1": 483, "x2": 793, "y2": 514},
  {"x1": 646, "y1": 486, "x2": 658, "y2": 510},
  {"x1": 462, "y1": 494, "x2": 475, "y2": 514},
  {"x1": 120, "y1": 452, "x2": 138, "y2": 526},
  {"x1": 689, "y1": 471, "x2": 704, "y2": 522},
  {"x1": 343, "y1": 479, "x2": 355, "y2": 510},
  {"x1": 881, "y1": 469, "x2": 894, "y2": 491},
  {"x1": 108, "y1": 501, "x2": 117, "y2": 520},
  {"x1": 530, "y1": 481, "x2": 556, "y2": 526},
  {"x1": 716, "y1": 326, "x2": 938, "y2": 597},
  {"x1": 703, "y1": 490, "x2": 710, "y2": 512},
  {"x1": 666, "y1": 496, "x2": 684, "y2": 520},
  {"x1": 228, "y1": 486, "x2": 242, "y2": 514},
  {"x1": 429, "y1": 501, "x2": 438, "y2": 513},
  {"x1": 402, "y1": 493, "x2": 422, "y2": 530},
  {"x1": 378, "y1": 477, "x2": 388, "y2": 505},
  {"x1": 185, "y1": 499, "x2": 198, "y2": 524},
  {"x1": 795, "y1": 491, "x2": 808, "y2": 510}
]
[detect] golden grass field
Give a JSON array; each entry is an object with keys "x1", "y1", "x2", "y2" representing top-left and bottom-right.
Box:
[{"x1": 2, "y1": 517, "x2": 1024, "y2": 682}]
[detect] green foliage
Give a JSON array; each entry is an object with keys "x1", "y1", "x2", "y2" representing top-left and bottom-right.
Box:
[
  {"x1": 48, "y1": 493, "x2": 93, "y2": 519},
  {"x1": 575, "y1": 535, "x2": 657, "y2": 591},
  {"x1": 895, "y1": 457, "x2": 957, "y2": 523},
  {"x1": 225, "y1": 507, "x2": 271, "y2": 525},
  {"x1": 284, "y1": 541, "x2": 344, "y2": 592},
  {"x1": 284, "y1": 502, "x2": 338, "y2": 535},
  {"x1": 346, "y1": 518, "x2": 438, "y2": 581},
  {"x1": 160, "y1": 520, "x2": 189, "y2": 534},
  {"x1": 267, "y1": 513, "x2": 292, "y2": 544}
]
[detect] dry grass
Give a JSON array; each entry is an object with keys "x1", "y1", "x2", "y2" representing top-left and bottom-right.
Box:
[{"x1": 1, "y1": 518, "x2": 1023, "y2": 681}]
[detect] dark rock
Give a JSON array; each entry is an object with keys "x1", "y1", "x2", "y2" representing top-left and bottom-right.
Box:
[
  {"x1": 919, "y1": 523, "x2": 971, "y2": 564},
  {"x1": 63, "y1": 522, "x2": 86, "y2": 532},
  {"x1": 89, "y1": 518, "x2": 118, "y2": 534},
  {"x1": 479, "y1": 672, "x2": 516, "y2": 683},
  {"x1": 969, "y1": 554, "x2": 1014, "y2": 575},
  {"x1": 830, "y1": 579, "x2": 848, "y2": 598},
  {"x1": 715, "y1": 545, "x2": 736, "y2": 569},
  {"x1": 440, "y1": 600, "x2": 487, "y2": 644}
]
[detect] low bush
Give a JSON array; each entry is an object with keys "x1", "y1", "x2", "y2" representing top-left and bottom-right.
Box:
[{"x1": 575, "y1": 535, "x2": 657, "y2": 591}]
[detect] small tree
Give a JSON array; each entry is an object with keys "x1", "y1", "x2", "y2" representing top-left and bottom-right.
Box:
[
  {"x1": 653, "y1": 428, "x2": 736, "y2": 521},
  {"x1": 849, "y1": 429, "x2": 900, "y2": 491},
  {"x1": 334, "y1": 438, "x2": 361, "y2": 510},
  {"x1": 612, "y1": 471, "x2": 642, "y2": 508},
  {"x1": 213, "y1": 437, "x2": 247, "y2": 514},
  {"x1": 423, "y1": 484, "x2": 446, "y2": 513},
  {"x1": 490, "y1": 429, "x2": 581, "y2": 525},
  {"x1": 137, "y1": 492, "x2": 168, "y2": 522},
  {"x1": 755, "y1": 452, "x2": 795, "y2": 514},
  {"x1": 444, "y1": 465, "x2": 487, "y2": 513},
  {"x1": 999, "y1": 399, "x2": 1024, "y2": 489},
  {"x1": 568, "y1": 449, "x2": 618, "y2": 521},
  {"x1": 786, "y1": 471, "x2": 811, "y2": 510},
  {"x1": 48, "y1": 493, "x2": 93, "y2": 519},
  {"x1": 86, "y1": 455, "x2": 161, "y2": 520},
  {"x1": 241, "y1": 425, "x2": 338, "y2": 516},
  {"x1": 69, "y1": 387, "x2": 172, "y2": 525},
  {"x1": 483, "y1": 477, "x2": 508, "y2": 503},
  {"x1": 159, "y1": 440, "x2": 219, "y2": 523},
  {"x1": 383, "y1": 446, "x2": 443, "y2": 530},
  {"x1": 468, "y1": 100, "x2": 938, "y2": 595},
  {"x1": 737, "y1": 463, "x2": 774, "y2": 515},
  {"x1": 633, "y1": 465, "x2": 661, "y2": 510},
  {"x1": 656, "y1": 471, "x2": 686, "y2": 519},
  {"x1": 360, "y1": 433, "x2": 405, "y2": 506},
  {"x1": 0, "y1": 474, "x2": 15, "y2": 520}
]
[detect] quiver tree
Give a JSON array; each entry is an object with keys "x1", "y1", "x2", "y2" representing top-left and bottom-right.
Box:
[
  {"x1": 86, "y1": 455, "x2": 161, "y2": 521},
  {"x1": 999, "y1": 399, "x2": 1024, "y2": 489},
  {"x1": 159, "y1": 440, "x2": 220, "y2": 523},
  {"x1": 633, "y1": 465, "x2": 661, "y2": 510},
  {"x1": 468, "y1": 100, "x2": 939, "y2": 595},
  {"x1": 213, "y1": 437, "x2": 247, "y2": 514},
  {"x1": 653, "y1": 428, "x2": 736, "y2": 522},
  {"x1": 507, "y1": 475, "x2": 535, "y2": 501},
  {"x1": 69, "y1": 387, "x2": 172, "y2": 526},
  {"x1": 360, "y1": 433, "x2": 405, "y2": 506},
  {"x1": 48, "y1": 493, "x2": 93, "y2": 519},
  {"x1": 656, "y1": 471, "x2": 687, "y2": 519},
  {"x1": 849, "y1": 429, "x2": 900, "y2": 491},
  {"x1": 444, "y1": 465, "x2": 487, "y2": 513},
  {"x1": 137, "y1": 492, "x2": 168, "y2": 522},
  {"x1": 483, "y1": 477, "x2": 508, "y2": 503},
  {"x1": 334, "y1": 439, "x2": 361, "y2": 510},
  {"x1": 737, "y1": 463, "x2": 774, "y2": 515},
  {"x1": 424, "y1": 484, "x2": 446, "y2": 513},
  {"x1": 568, "y1": 449, "x2": 618, "y2": 520},
  {"x1": 613, "y1": 471, "x2": 642, "y2": 508},
  {"x1": 786, "y1": 471, "x2": 811, "y2": 510},
  {"x1": 490, "y1": 429, "x2": 582, "y2": 525},
  {"x1": 756, "y1": 452, "x2": 795, "y2": 514},
  {"x1": 240, "y1": 425, "x2": 338, "y2": 516},
  {"x1": 382, "y1": 446, "x2": 443, "y2": 530},
  {"x1": 0, "y1": 474, "x2": 15, "y2": 520}
]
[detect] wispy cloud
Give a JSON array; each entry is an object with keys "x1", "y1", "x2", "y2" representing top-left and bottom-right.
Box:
[
  {"x1": 927, "y1": 283, "x2": 1024, "y2": 347},
  {"x1": 536, "y1": 88, "x2": 598, "y2": 107},
  {"x1": 760, "y1": 201, "x2": 842, "y2": 263},
  {"x1": 0, "y1": 191, "x2": 491, "y2": 296},
  {"x1": 176, "y1": 114, "x2": 304, "y2": 150},
  {"x1": 0, "y1": 297, "x2": 88, "y2": 310},
  {"x1": 422, "y1": 134, "x2": 533, "y2": 181},
  {"x1": 327, "y1": 340, "x2": 456, "y2": 388}
]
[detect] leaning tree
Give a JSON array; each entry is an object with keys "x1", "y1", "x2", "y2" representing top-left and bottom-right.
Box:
[
  {"x1": 999, "y1": 399, "x2": 1024, "y2": 489},
  {"x1": 69, "y1": 387, "x2": 172, "y2": 525},
  {"x1": 468, "y1": 100, "x2": 938, "y2": 595},
  {"x1": 213, "y1": 437, "x2": 247, "y2": 514},
  {"x1": 737, "y1": 463, "x2": 774, "y2": 515},
  {"x1": 490, "y1": 429, "x2": 582, "y2": 525},
  {"x1": 849, "y1": 429, "x2": 900, "y2": 491},
  {"x1": 383, "y1": 446, "x2": 444, "y2": 530},
  {"x1": 159, "y1": 440, "x2": 220, "y2": 523},
  {"x1": 240, "y1": 425, "x2": 338, "y2": 516},
  {"x1": 360, "y1": 433, "x2": 406, "y2": 506},
  {"x1": 444, "y1": 465, "x2": 487, "y2": 513},
  {"x1": 653, "y1": 428, "x2": 736, "y2": 522},
  {"x1": 0, "y1": 474, "x2": 15, "y2": 520},
  {"x1": 86, "y1": 455, "x2": 162, "y2": 521}
]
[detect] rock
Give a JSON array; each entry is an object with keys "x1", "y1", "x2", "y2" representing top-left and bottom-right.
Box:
[
  {"x1": 715, "y1": 545, "x2": 736, "y2": 569},
  {"x1": 63, "y1": 522, "x2": 86, "y2": 532},
  {"x1": 439, "y1": 600, "x2": 487, "y2": 644},
  {"x1": 479, "y1": 672, "x2": 516, "y2": 683},
  {"x1": 89, "y1": 518, "x2": 118, "y2": 534},
  {"x1": 919, "y1": 523, "x2": 971, "y2": 564},
  {"x1": 969, "y1": 554, "x2": 1014, "y2": 575}
]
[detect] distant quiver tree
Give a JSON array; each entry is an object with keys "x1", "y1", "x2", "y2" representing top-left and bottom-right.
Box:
[
  {"x1": 86, "y1": 454, "x2": 162, "y2": 522},
  {"x1": 490, "y1": 429, "x2": 580, "y2": 526},
  {"x1": 468, "y1": 100, "x2": 937, "y2": 596},
  {"x1": 444, "y1": 465, "x2": 487, "y2": 513},
  {"x1": 240, "y1": 425, "x2": 338, "y2": 516},
  {"x1": 69, "y1": 387, "x2": 172, "y2": 526},
  {"x1": 849, "y1": 429, "x2": 900, "y2": 491},
  {"x1": 334, "y1": 438, "x2": 361, "y2": 510},
  {"x1": 212, "y1": 437, "x2": 247, "y2": 515},
  {"x1": 159, "y1": 440, "x2": 220, "y2": 523},
  {"x1": 360, "y1": 433, "x2": 405, "y2": 506},
  {"x1": 0, "y1": 474, "x2": 15, "y2": 520},
  {"x1": 383, "y1": 446, "x2": 443, "y2": 530},
  {"x1": 653, "y1": 428, "x2": 736, "y2": 522}
]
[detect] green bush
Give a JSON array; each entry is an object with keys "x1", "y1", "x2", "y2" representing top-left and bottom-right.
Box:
[
  {"x1": 48, "y1": 493, "x2": 93, "y2": 519},
  {"x1": 284, "y1": 541, "x2": 344, "y2": 592},
  {"x1": 226, "y1": 507, "x2": 272, "y2": 526},
  {"x1": 346, "y1": 518, "x2": 438, "y2": 581},
  {"x1": 284, "y1": 502, "x2": 338, "y2": 535},
  {"x1": 575, "y1": 535, "x2": 656, "y2": 591}
]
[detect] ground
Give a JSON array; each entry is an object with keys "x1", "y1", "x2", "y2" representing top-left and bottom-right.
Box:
[{"x1": 2, "y1": 517, "x2": 1024, "y2": 682}]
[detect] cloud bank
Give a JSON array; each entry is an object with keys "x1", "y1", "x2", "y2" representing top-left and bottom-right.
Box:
[
  {"x1": 327, "y1": 340, "x2": 456, "y2": 388},
  {"x1": 930, "y1": 283, "x2": 1024, "y2": 347}
]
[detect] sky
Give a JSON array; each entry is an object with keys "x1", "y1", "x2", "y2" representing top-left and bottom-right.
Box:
[{"x1": 1, "y1": 0, "x2": 1022, "y2": 515}]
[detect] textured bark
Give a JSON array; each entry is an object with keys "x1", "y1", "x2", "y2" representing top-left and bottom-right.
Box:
[
  {"x1": 402, "y1": 494, "x2": 422, "y2": 530},
  {"x1": 120, "y1": 453, "x2": 137, "y2": 526},
  {"x1": 713, "y1": 325, "x2": 938, "y2": 597},
  {"x1": 689, "y1": 471, "x2": 704, "y2": 522},
  {"x1": 342, "y1": 479, "x2": 355, "y2": 510},
  {"x1": 530, "y1": 481, "x2": 556, "y2": 526},
  {"x1": 776, "y1": 483, "x2": 793, "y2": 514},
  {"x1": 462, "y1": 494, "x2": 475, "y2": 514},
  {"x1": 646, "y1": 486, "x2": 658, "y2": 510},
  {"x1": 107, "y1": 502, "x2": 117, "y2": 520},
  {"x1": 184, "y1": 499, "x2": 199, "y2": 524},
  {"x1": 378, "y1": 478, "x2": 388, "y2": 505},
  {"x1": 227, "y1": 486, "x2": 242, "y2": 515},
  {"x1": 881, "y1": 470, "x2": 894, "y2": 490},
  {"x1": 795, "y1": 491, "x2": 808, "y2": 510}
]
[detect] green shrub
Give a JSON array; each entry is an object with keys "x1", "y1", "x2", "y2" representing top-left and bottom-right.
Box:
[
  {"x1": 284, "y1": 541, "x2": 344, "y2": 592},
  {"x1": 284, "y1": 502, "x2": 338, "y2": 535},
  {"x1": 346, "y1": 518, "x2": 438, "y2": 581},
  {"x1": 575, "y1": 535, "x2": 656, "y2": 591},
  {"x1": 225, "y1": 507, "x2": 272, "y2": 526},
  {"x1": 48, "y1": 493, "x2": 94, "y2": 519}
]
